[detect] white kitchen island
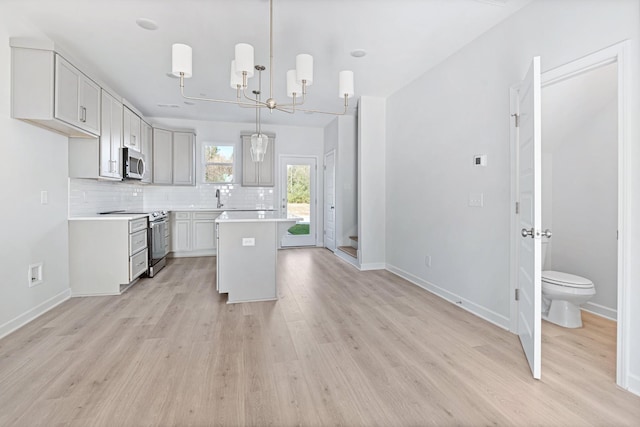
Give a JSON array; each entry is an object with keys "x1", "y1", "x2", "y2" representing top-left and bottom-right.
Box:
[{"x1": 215, "y1": 211, "x2": 298, "y2": 303}]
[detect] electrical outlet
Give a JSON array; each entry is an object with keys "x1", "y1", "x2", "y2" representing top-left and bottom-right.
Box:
[
  {"x1": 242, "y1": 237, "x2": 255, "y2": 246},
  {"x1": 469, "y1": 193, "x2": 484, "y2": 207},
  {"x1": 425, "y1": 255, "x2": 432, "y2": 267},
  {"x1": 28, "y1": 263, "x2": 43, "y2": 287}
]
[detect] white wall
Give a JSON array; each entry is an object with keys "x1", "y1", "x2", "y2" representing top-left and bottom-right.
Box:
[
  {"x1": 358, "y1": 96, "x2": 386, "y2": 269},
  {"x1": 0, "y1": 17, "x2": 71, "y2": 337},
  {"x1": 384, "y1": 0, "x2": 640, "y2": 392},
  {"x1": 147, "y1": 117, "x2": 326, "y2": 246},
  {"x1": 542, "y1": 65, "x2": 618, "y2": 318},
  {"x1": 324, "y1": 115, "x2": 358, "y2": 249},
  {"x1": 338, "y1": 116, "x2": 358, "y2": 245}
]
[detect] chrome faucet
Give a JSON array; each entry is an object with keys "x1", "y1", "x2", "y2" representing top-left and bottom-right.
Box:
[{"x1": 215, "y1": 189, "x2": 224, "y2": 209}]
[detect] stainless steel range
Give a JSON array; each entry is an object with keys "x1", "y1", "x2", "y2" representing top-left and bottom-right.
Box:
[
  {"x1": 99, "y1": 209, "x2": 169, "y2": 277},
  {"x1": 147, "y1": 210, "x2": 169, "y2": 277}
]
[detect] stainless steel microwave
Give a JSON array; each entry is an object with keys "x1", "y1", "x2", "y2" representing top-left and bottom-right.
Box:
[{"x1": 122, "y1": 147, "x2": 145, "y2": 180}]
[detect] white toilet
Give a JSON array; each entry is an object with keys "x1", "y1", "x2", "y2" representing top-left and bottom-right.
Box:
[{"x1": 541, "y1": 241, "x2": 596, "y2": 328}]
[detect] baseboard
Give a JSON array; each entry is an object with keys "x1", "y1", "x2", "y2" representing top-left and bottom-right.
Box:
[
  {"x1": 359, "y1": 262, "x2": 386, "y2": 271},
  {"x1": 169, "y1": 250, "x2": 216, "y2": 258},
  {"x1": 386, "y1": 264, "x2": 510, "y2": 330},
  {"x1": 0, "y1": 288, "x2": 71, "y2": 340},
  {"x1": 627, "y1": 372, "x2": 640, "y2": 397},
  {"x1": 581, "y1": 302, "x2": 617, "y2": 321},
  {"x1": 334, "y1": 250, "x2": 360, "y2": 269}
]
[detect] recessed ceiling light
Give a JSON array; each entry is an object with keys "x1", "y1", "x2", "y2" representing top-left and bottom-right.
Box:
[
  {"x1": 350, "y1": 49, "x2": 367, "y2": 58},
  {"x1": 157, "y1": 103, "x2": 179, "y2": 108},
  {"x1": 184, "y1": 101, "x2": 195, "y2": 106},
  {"x1": 136, "y1": 18, "x2": 158, "y2": 31}
]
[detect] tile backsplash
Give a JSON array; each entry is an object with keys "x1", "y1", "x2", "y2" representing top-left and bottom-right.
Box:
[
  {"x1": 68, "y1": 178, "x2": 275, "y2": 217},
  {"x1": 144, "y1": 184, "x2": 274, "y2": 211},
  {"x1": 69, "y1": 179, "x2": 144, "y2": 216}
]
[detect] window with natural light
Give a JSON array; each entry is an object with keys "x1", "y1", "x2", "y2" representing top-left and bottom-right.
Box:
[{"x1": 203, "y1": 144, "x2": 234, "y2": 183}]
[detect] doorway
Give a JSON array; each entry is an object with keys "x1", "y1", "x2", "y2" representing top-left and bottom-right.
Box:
[
  {"x1": 280, "y1": 156, "x2": 317, "y2": 247},
  {"x1": 510, "y1": 41, "x2": 631, "y2": 388},
  {"x1": 324, "y1": 150, "x2": 336, "y2": 252}
]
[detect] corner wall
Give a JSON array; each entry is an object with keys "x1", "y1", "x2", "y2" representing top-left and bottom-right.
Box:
[
  {"x1": 0, "y1": 17, "x2": 71, "y2": 337},
  {"x1": 384, "y1": 0, "x2": 640, "y2": 392}
]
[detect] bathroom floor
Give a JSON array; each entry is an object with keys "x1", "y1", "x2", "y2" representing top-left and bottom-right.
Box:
[{"x1": 542, "y1": 310, "x2": 617, "y2": 381}]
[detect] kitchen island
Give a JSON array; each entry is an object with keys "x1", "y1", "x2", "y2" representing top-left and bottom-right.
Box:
[{"x1": 215, "y1": 211, "x2": 298, "y2": 303}]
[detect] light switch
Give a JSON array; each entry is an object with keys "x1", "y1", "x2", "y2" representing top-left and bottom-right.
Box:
[
  {"x1": 242, "y1": 237, "x2": 255, "y2": 246},
  {"x1": 40, "y1": 190, "x2": 48, "y2": 205},
  {"x1": 469, "y1": 193, "x2": 484, "y2": 207}
]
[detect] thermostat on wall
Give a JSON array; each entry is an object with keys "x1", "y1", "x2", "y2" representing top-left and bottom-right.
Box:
[{"x1": 473, "y1": 155, "x2": 487, "y2": 167}]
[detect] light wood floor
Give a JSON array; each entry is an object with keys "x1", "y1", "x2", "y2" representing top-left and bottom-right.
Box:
[{"x1": 1, "y1": 248, "x2": 639, "y2": 426}]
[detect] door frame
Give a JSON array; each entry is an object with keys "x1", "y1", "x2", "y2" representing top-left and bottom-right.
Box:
[
  {"x1": 324, "y1": 149, "x2": 337, "y2": 252},
  {"x1": 509, "y1": 41, "x2": 631, "y2": 387},
  {"x1": 278, "y1": 154, "x2": 319, "y2": 247}
]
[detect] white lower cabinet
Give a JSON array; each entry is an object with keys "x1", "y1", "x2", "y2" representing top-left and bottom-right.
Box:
[
  {"x1": 170, "y1": 211, "x2": 220, "y2": 257},
  {"x1": 69, "y1": 216, "x2": 148, "y2": 296}
]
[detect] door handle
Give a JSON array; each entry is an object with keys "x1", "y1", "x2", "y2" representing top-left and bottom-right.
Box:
[
  {"x1": 541, "y1": 229, "x2": 552, "y2": 238},
  {"x1": 521, "y1": 228, "x2": 534, "y2": 238}
]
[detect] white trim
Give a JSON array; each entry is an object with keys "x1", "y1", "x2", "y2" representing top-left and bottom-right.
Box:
[
  {"x1": 360, "y1": 262, "x2": 386, "y2": 271},
  {"x1": 387, "y1": 264, "x2": 510, "y2": 330},
  {"x1": 628, "y1": 373, "x2": 640, "y2": 397},
  {"x1": 509, "y1": 41, "x2": 631, "y2": 390},
  {"x1": 278, "y1": 154, "x2": 320, "y2": 247},
  {"x1": 169, "y1": 249, "x2": 216, "y2": 258},
  {"x1": 0, "y1": 289, "x2": 71, "y2": 339},
  {"x1": 581, "y1": 303, "x2": 617, "y2": 321},
  {"x1": 334, "y1": 250, "x2": 360, "y2": 269}
]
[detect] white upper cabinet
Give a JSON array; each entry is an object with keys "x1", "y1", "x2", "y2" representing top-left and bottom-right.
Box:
[
  {"x1": 173, "y1": 131, "x2": 195, "y2": 186},
  {"x1": 68, "y1": 89, "x2": 122, "y2": 180},
  {"x1": 123, "y1": 106, "x2": 142, "y2": 151},
  {"x1": 99, "y1": 90, "x2": 123, "y2": 179},
  {"x1": 11, "y1": 39, "x2": 101, "y2": 137},
  {"x1": 140, "y1": 120, "x2": 153, "y2": 183},
  {"x1": 54, "y1": 55, "x2": 101, "y2": 135},
  {"x1": 153, "y1": 128, "x2": 173, "y2": 185},
  {"x1": 242, "y1": 134, "x2": 275, "y2": 187}
]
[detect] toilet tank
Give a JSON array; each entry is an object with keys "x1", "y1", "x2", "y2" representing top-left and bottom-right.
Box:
[{"x1": 541, "y1": 239, "x2": 549, "y2": 270}]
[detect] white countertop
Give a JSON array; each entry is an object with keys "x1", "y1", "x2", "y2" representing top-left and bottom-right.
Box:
[
  {"x1": 69, "y1": 213, "x2": 149, "y2": 221},
  {"x1": 169, "y1": 208, "x2": 273, "y2": 212},
  {"x1": 215, "y1": 210, "x2": 301, "y2": 223}
]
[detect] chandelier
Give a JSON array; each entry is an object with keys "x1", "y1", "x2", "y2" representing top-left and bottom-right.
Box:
[{"x1": 170, "y1": 0, "x2": 355, "y2": 161}]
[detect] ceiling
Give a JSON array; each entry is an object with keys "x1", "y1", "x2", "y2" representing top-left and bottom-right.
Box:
[{"x1": 2, "y1": 0, "x2": 532, "y2": 127}]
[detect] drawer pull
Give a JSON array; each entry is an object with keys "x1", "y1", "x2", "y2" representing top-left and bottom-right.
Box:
[{"x1": 136, "y1": 261, "x2": 146, "y2": 267}]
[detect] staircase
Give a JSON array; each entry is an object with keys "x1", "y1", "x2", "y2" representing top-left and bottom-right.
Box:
[{"x1": 338, "y1": 235, "x2": 358, "y2": 259}]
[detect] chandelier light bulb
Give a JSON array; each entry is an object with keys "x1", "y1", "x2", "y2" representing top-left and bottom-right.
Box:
[
  {"x1": 171, "y1": 43, "x2": 192, "y2": 78},
  {"x1": 235, "y1": 43, "x2": 255, "y2": 78},
  {"x1": 295, "y1": 54, "x2": 313, "y2": 86},
  {"x1": 229, "y1": 60, "x2": 243, "y2": 88},
  {"x1": 338, "y1": 70, "x2": 354, "y2": 98},
  {"x1": 286, "y1": 69, "x2": 302, "y2": 97}
]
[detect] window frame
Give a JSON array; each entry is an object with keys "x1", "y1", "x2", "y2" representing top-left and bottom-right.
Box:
[{"x1": 201, "y1": 142, "x2": 236, "y2": 184}]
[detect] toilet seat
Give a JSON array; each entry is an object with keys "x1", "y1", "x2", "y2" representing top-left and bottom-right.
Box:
[{"x1": 542, "y1": 270, "x2": 593, "y2": 289}]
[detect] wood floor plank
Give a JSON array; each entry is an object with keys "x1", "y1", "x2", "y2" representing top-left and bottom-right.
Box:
[{"x1": 1, "y1": 249, "x2": 639, "y2": 426}]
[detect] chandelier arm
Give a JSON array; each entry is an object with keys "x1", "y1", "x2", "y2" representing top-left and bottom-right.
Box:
[
  {"x1": 278, "y1": 93, "x2": 307, "y2": 109},
  {"x1": 275, "y1": 107, "x2": 295, "y2": 114},
  {"x1": 179, "y1": 77, "x2": 265, "y2": 108},
  {"x1": 292, "y1": 96, "x2": 350, "y2": 116}
]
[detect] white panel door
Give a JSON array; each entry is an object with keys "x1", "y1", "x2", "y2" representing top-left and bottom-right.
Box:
[
  {"x1": 517, "y1": 57, "x2": 542, "y2": 379},
  {"x1": 324, "y1": 150, "x2": 336, "y2": 252},
  {"x1": 281, "y1": 156, "x2": 317, "y2": 247}
]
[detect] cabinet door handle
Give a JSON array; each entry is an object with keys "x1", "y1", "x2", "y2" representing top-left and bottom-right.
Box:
[
  {"x1": 79, "y1": 106, "x2": 87, "y2": 123},
  {"x1": 132, "y1": 135, "x2": 136, "y2": 146}
]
